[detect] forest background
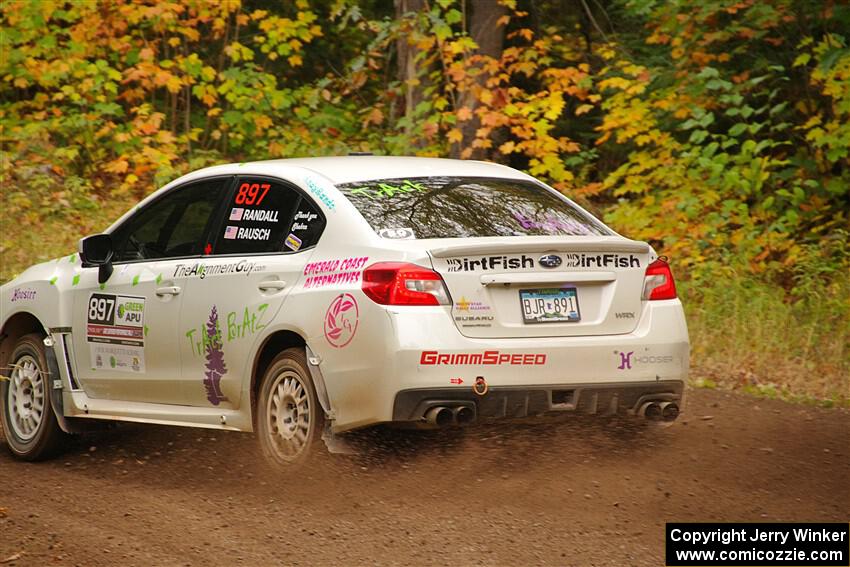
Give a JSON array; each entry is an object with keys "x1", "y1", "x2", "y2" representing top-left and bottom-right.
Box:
[{"x1": 1, "y1": 0, "x2": 848, "y2": 403}]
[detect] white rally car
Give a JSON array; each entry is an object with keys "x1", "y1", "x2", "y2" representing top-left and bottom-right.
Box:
[{"x1": 0, "y1": 157, "x2": 689, "y2": 466}]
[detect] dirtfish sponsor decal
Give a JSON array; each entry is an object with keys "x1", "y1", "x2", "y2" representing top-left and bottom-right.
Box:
[
  {"x1": 303, "y1": 256, "x2": 369, "y2": 289},
  {"x1": 304, "y1": 177, "x2": 335, "y2": 211},
  {"x1": 86, "y1": 293, "x2": 145, "y2": 373},
  {"x1": 420, "y1": 351, "x2": 547, "y2": 366},
  {"x1": 446, "y1": 255, "x2": 535, "y2": 272},
  {"x1": 185, "y1": 304, "x2": 270, "y2": 357},
  {"x1": 10, "y1": 288, "x2": 37, "y2": 302},
  {"x1": 615, "y1": 350, "x2": 674, "y2": 370},
  {"x1": 563, "y1": 253, "x2": 641, "y2": 269},
  {"x1": 173, "y1": 260, "x2": 264, "y2": 279}
]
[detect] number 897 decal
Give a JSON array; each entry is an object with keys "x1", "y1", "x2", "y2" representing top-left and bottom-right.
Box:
[{"x1": 87, "y1": 293, "x2": 146, "y2": 373}]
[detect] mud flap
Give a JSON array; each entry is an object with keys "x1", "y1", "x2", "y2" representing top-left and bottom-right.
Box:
[{"x1": 43, "y1": 337, "x2": 77, "y2": 434}]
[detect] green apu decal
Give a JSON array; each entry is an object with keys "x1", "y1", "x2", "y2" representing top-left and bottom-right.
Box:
[
  {"x1": 348, "y1": 180, "x2": 427, "y2": 201},
  {"x1": 185, "y1": 304, "x2": 270, "y2": 357}
]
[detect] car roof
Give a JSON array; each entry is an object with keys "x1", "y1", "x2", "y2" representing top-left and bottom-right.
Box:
[{"x1": 194, "y1": 156, "x2": 532, "y2": 185}]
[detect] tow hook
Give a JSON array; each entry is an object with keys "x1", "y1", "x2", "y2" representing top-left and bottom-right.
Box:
[{"x1": 472, "y1": 376, "x2": 488, "y2": 396}]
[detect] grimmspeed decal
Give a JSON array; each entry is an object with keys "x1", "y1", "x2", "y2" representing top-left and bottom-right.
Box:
[
  {"x1": 420, "y1": 351, "x2": 547, "y2": 366},
  {"x1": 87, "y1": 293, "x2": 145, "y2": 373},
  {"x1": 446, "y1": 255, "x2": 534, "y2": 272}
]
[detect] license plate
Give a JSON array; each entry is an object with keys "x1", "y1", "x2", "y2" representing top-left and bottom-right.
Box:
[{"x1": 520, "y1": 288, "x2": 581, "y2": 324}]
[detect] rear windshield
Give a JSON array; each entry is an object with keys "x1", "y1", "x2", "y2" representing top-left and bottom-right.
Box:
[{"x1": 337, "y1": 176, "x2": 612, "y2": 239}]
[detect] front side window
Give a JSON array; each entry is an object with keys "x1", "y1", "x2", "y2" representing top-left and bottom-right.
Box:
[
  {"x1": 337, "y1": 176, "x2": 612, "y2": 239},
  {"x1": 213, "y1": 177, "x2": 323, "y2": 255},
  {"x1": 110, "y1": 178, "x2": 229, "y2": 262}
]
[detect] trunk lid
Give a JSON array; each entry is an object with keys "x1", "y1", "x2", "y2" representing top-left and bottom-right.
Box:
[{"x1": 428, "y1": 236, "x2": 651, "y2": 338}]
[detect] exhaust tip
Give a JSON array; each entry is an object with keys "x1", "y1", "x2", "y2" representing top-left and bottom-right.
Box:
[
  {"x1": 640, "y1": 401, "x2": 663, "y2": 420},
  {"x1": 454, "y1": 406, "x2": 475, "y2": 426},
  {"x1": 425, "y1": 406, "x2": 453, "y2": 428},
  {"x1": 660, "y1": 402, "x2": 679, "y2": 422}
]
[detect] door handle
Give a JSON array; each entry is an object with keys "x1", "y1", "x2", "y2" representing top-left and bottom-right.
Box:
[
  {"x1": 155, "y1": 286, "x2": 182, "y2": 296},
  {"x1": 258, "y1": 279, "x2": 287, "y2": 291}
]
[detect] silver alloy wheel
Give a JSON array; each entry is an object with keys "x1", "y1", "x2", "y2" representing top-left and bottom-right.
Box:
[
  {"x1": 266, "y1": 370, "x2": 311, "y2": 461},
  {"x1": 8, "y1": 354, "x2": 45, "y2": 441}
]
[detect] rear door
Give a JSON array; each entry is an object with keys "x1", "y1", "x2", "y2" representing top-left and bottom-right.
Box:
[
  {"x1": 336, "y1": 176, "x2": 649, "y2": 339},
  {"x1": 178, "y1": 176, "x2": 326, "y2": 408}
]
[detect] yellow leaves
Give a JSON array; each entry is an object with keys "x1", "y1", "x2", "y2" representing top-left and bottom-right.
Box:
[
  {"x1": 104, "y1": 158, "x2": 129, "y2": 174},
  {"x1": 456, "y1": 106, "x2": 473, "y2": 122},
  {"x1": 165, "y1": 74, "x2": 182, "y2": 93},
  {"x1": 287, "y1": 54, "x2": 303, "y2": 67},
  {"x1": 254, "y1": 115, "x2": 272, "y2": 131},
  {"x1": 575, "y1": 104, "x2": 594, "y2": 116},
  {"x1": 447, "y1": 128, "x2": 463, "y2": 143},
  {"x1": 499, "y1": 140, "x2": 516, "y2": 154}
]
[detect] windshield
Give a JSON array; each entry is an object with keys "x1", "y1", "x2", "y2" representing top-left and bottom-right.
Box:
[{"x1": 336, "y1": 176, "x2": 612, "y2": 239}]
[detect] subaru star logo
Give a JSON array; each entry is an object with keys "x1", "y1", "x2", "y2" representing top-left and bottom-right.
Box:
[{"x1": 538, "y1": 254, "x2": 562, "y2": 269}]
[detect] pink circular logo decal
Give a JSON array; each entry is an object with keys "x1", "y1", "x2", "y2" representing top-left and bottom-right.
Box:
[{"x1": 324, "y1": 293, "x2": 359, "y2": 348}]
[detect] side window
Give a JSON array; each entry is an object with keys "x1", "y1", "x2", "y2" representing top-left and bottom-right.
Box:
[
  {"x1": 214, "y1": 178, "x2": 314, "y2": 255},
  {"x1": 110, "y1": 178, "x2": 229, "y2": 262},
  {"x1": 285, "y1": 196, "x2": 326, "y2": 250}
]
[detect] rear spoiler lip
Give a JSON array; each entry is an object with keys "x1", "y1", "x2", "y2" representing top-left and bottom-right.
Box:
[{"x1": 428, "y1": 237, "x2": 651, "y2": 258}]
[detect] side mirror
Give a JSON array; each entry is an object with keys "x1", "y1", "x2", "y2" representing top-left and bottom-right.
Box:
[{"x1": 79, "y1": 234, "x2": 114, "y2": 284}]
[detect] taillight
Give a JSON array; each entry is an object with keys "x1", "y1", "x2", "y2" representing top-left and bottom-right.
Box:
[
  {"x1": 643, "y1": 258, "x2": 677, "y2": 300},
  {"x1": 362, "y1": 262, "x2": 451, "y2": 306}
]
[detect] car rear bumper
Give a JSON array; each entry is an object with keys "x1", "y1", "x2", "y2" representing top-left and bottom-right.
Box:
[
  {"x1": 321, "y1": 299, "x2": 689, "y2": 432},
  {"x1": 392, "y1": 379, "x2": 685, "y2": 422}
]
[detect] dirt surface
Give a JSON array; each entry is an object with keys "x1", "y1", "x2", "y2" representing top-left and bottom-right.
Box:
[{"x1": 0, "y1": 388, "x2": 847, "y2": 567}]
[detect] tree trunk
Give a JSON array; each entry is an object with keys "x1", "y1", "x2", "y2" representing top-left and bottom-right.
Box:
[
  {"x1": 452, "y1": 0, "x2": 509, "y2": 159},
  {"x1": 395, "y1": 0, "x2": 428, "y2": 142}
]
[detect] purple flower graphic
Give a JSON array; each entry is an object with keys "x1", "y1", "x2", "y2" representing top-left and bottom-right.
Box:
[{"x1": 203, "y1": 305, "x2": 229, "y2": 405}]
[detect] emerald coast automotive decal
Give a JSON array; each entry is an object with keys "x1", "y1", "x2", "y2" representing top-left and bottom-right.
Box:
[
  {"x1": 324, "y1": 293, "x2": 359, "y2": 348},
  {"x1": 302, "y1": 256, "x2": 369, "y2": 289},
  {"x1": 87, "y1": 293, "x2": 145, "y2": 373},
  {"x1": 202, "y1": 306, "x2": 229, "y2": 406}
]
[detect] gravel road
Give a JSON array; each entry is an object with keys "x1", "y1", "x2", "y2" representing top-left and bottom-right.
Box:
[{"x1": 1, "y1": 388, "x2": 847, "y2": 566}]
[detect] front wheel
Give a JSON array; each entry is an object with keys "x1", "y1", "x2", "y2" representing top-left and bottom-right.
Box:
[
  {"x1": 256, "y1": 348, "x2": 325, "y2": 468},
  {"x1": 0, "y1": 333, "x2": 66, "y2": 460}
]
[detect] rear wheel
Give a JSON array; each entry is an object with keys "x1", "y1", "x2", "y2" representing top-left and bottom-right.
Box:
[
  {"x1": 256, "y1": 348, "x2": 324, "y2": 468},
  {"x1": 0, "y1": 333, "x2": 66, "y2": 460}
]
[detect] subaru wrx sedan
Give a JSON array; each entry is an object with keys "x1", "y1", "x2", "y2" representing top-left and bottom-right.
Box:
[{"x1": 0, "y1": 157, "x2": 688, "y2": 467}]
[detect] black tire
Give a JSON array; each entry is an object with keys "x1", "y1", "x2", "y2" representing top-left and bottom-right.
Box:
[
  {"x1": 0, "y1": 333, "x2": 66, "y2": 461},
  {"x1": 256, "y1": 348, "x2": 325, "y2": 468}
]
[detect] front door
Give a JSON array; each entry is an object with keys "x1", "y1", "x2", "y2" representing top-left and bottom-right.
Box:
[{"x1": 70, "y1": 176, "x2": 232, "y2": 404}]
